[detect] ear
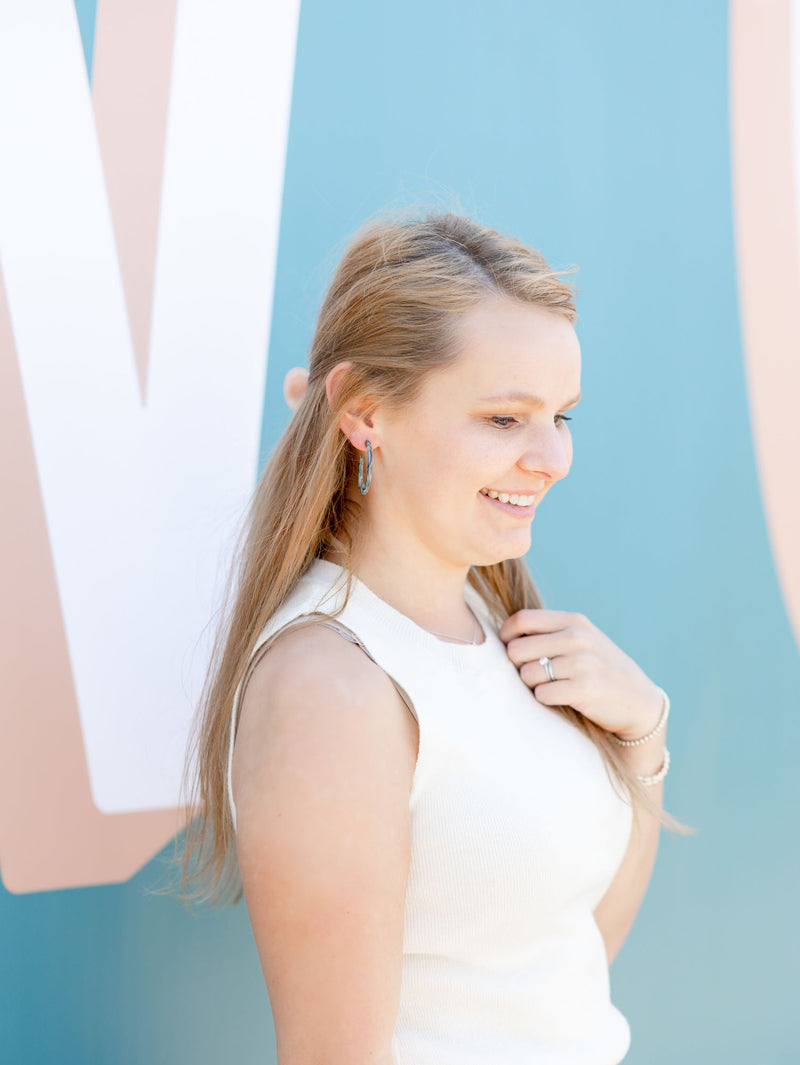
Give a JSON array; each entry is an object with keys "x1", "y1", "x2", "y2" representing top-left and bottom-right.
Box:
[
  {"x1": 325, "y1": 361, "x2": 377, "y2": 450},
  {"x1": 283, "y1": 367, "x2": 308, "y2": 413}
]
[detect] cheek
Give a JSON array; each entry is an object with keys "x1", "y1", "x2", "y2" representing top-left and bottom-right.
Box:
[
  {"x1": 385, "y1": 428, "x2": 457, "y2": 497},
  {"x1": 415, "y1": 450, "x2": 485, "y2": 510},
  {"x1": 387, "y1": 421, "x2": 502, "y2": 501}
]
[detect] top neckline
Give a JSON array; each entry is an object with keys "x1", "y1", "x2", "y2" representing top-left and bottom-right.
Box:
[{"x1": 303, "y1": 558, "x2": 500, "y2": 668}]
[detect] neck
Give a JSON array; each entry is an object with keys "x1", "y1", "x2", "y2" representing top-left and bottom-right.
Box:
[{"x1": 325, "y1": 517, "x2": 483, "y2": 645}]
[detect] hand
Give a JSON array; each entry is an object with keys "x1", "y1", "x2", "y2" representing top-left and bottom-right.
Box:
[{"x1": 498, "y1": 608, "x2": 663, "y2": 741}]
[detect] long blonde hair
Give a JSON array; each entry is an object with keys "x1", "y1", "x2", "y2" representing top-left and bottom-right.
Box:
[{"x1": 179, "y1": 209, "x2": 688, "y2": 905}]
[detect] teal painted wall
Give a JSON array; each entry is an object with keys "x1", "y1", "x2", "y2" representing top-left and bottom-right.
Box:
[
  {"x1": 2, "y1": 1, "x2": 797, "y2": 1061},
  {"x1": 72, "y1": 0, "x2": 96, "y2": 80}
]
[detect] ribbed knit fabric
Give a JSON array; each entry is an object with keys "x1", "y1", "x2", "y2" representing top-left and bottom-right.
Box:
[{"x1": 228, "y1": 558, "x2": 634, "y2": 1065}]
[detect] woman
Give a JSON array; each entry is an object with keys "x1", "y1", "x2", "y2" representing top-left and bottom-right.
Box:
[{"x1": 181, "y1": 210, "x2": 686, "y2": 1065}]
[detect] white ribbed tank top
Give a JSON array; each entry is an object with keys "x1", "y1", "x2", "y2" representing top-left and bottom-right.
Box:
[{"x1": 227, "y1": 558, "x2": 634, "y2": 1065}]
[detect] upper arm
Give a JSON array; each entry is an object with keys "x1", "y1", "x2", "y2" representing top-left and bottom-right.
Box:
[
  {"x1": 593, "y1": 794, "x2": 662, "y2": 966},
  {"x1": 231, "y1": 624, "x2": 419, "y2": 1065}
]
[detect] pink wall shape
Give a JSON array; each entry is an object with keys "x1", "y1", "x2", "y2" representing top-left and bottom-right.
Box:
[{"x1": 730, "y1": 0, "x2": 800, "y2": 657}]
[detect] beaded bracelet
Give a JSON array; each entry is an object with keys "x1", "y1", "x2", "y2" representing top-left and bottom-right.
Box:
[
  {"x1": 610, "y1": 686, "x2": 670, "y2": 747},
  {"x1": 636, "y1": 747, "x2": 670, "y2": 786}
]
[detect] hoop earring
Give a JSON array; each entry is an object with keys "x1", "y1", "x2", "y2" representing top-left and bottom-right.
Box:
[{"x1": 357, "y1": 440, "x2": 373, "y2": 495}]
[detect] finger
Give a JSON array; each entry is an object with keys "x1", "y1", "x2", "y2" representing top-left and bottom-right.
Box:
[
  {"x1": 498, "y1": 608, "x2": 584, "y2": 644},
  {"x1": 506, "y1": 629, "x2": 595, "y2": 668},
  {"x1": 506, "y1": 633, "x2": 566, "y2": 668},
  {"x1": 531, "y1": 679, "x2": 575, "y2": 707},
  {"x1": 519, "y1": 658, "x2": 560, "y2": 688},
  {"x1": 520, "y1": 648, "x2": 599, "y2": 687}
]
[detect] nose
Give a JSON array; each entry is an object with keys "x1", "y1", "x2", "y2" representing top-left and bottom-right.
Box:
[{"x1": 518, "y1": 425, "x2": 572, "y2": 483}]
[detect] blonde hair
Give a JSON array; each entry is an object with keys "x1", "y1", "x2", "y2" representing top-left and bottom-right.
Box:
[{"x1": 178, "y1": 209, "x2": 688, "y2": 905}]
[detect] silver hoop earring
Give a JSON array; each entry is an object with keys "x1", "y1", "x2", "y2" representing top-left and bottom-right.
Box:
[{"x1": 358, "y1": 440, "x2": 373, "y2": 495}]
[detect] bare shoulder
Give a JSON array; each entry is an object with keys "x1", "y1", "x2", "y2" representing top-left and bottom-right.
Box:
[
  {"x1": 231, "y1": 621, "x2": 418, "y2": 1062},
  {"x1": 246, "y1": 619, "x2": 405, "y2": 710},
  {"x1": 233, "y1": 622, "x2": 419, "y2": 832},
  {"x1": 235, "y1": 620, "x2": 417, "y2": 776}
]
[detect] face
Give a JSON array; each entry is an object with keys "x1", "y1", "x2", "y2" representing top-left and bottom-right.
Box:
[{"x1": 365, "y1": 296, "x2": 582, "y2": 571}]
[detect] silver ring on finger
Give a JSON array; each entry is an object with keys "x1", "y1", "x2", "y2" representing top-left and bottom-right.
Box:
[{"x1": 538, "y1": 655, "x2": 556, "y2": 682}]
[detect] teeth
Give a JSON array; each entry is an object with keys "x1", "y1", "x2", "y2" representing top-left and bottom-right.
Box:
[{"x1": 481, "y1": 489, "x2": 535, "y2": 507}]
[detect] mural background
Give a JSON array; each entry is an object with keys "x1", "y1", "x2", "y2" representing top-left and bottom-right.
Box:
[{"x1": 2, "y1": 1, "x2": 798, "y2": 1062}]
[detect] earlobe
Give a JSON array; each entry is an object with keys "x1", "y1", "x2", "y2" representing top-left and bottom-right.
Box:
[{"x1": 337, "y1": 412, "x2": 375, "y2": 451}]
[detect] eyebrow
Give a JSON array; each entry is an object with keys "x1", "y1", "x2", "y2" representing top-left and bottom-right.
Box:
[{"x1": 476, "y1": 390, "x2": 582, "y2": 408}]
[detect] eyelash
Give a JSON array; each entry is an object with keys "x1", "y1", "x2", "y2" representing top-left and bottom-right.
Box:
[{"x1": 489, "y1": 415, "x2": 573, "y2": 429}]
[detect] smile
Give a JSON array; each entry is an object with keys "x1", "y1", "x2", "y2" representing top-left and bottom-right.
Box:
[{"x1": 480, "y1": 488, "x2": 537, "y2": 507}]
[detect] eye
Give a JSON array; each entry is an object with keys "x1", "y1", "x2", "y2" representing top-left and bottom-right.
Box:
[
  {"x1": 555, "y1": 414, "x2": 572, "y2": 426},
  {"x1": 488, "y1": 416, "x2": 519, "y2": 429}
]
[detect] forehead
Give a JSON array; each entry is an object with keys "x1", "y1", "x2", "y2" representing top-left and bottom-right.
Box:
[{"x1": 427, "y1": 298, "x2": 581, "y2": 403}]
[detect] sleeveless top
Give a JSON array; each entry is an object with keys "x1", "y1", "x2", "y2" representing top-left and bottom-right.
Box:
[{"x1": 227, "y1": 558, "x2": 635, "y2": 1065}]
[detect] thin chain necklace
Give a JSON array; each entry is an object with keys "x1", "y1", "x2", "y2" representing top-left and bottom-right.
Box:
[{"x1": 427, "y1": 608, "x2": 483, "y2": 646}]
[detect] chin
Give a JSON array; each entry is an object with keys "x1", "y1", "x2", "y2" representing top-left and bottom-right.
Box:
[{"x1": 471, "y1": 537, "x2": 532, "y2": 568}]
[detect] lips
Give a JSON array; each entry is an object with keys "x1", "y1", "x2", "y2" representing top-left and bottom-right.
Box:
[
  {"x1": 480, "y1": 488, "x2": 537, "y2": 507},
  {"x1": 479, "y1": 490, "x2": 538, "y2": 518}
]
